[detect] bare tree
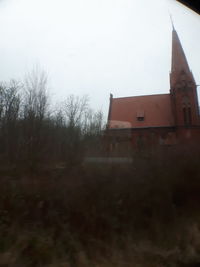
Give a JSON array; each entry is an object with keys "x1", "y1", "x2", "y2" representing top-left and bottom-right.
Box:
[
  {"x1": 0, "y1": 84, "x2": 5, "y2": 122},
  {"x1": 63, "y1": 94, "x2": 89, "y2": 128},
  {"x1": 0, "y1": 80, "x2": 21, "y2": 122},
  {"x1": 23, "y1": 68, "x2": 49, "y2": 121},
  {"x1": 0, "y1": 74, "x2": 106, "y2": 170},
  {"x1": 83, "y1": 109, "x2": 105, "y2": 156},
  {"x1": 83, "y1": 109, "x2": 104, "y2": 136},
  {"x1": 60, "y1": 95, "x2": 89, "y2": 166},
  {"x1": 0, "y1": 80, "x2": 21, "y2": 163},
  {"x1": 21, "y1": 68, "x2": 50, "y2": 170}
]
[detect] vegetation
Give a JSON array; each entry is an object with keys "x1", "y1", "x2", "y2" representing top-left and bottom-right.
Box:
[
  {"x1": 0, "y1": 70, "x2": 104, "y2": 172},
  {"x1": 0, "y1": 72, "x2": 200, "y2": 266}
]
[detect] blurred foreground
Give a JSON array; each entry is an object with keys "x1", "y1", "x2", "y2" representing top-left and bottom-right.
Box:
[{"x1": 0, "y1": 146, "x2": 200, "y2": 266}]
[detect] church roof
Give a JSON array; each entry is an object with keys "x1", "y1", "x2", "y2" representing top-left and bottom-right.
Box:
[{"x1": 108, "y1": 94, "x2": 174, "y2": 129}]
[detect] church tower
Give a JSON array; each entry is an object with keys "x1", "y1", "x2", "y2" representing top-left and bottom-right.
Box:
[{"x1": 170, "y1": 26, "x2": 200, "y2": 127}]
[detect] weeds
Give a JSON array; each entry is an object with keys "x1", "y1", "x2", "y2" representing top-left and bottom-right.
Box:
[{"x1": 0, "y1": 146, "x2": 200, "y2": 266}]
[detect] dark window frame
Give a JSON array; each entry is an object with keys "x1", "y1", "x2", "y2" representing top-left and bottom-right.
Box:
[{"x1": 137, "y1": 116, "x2": 144, "y2": 121}]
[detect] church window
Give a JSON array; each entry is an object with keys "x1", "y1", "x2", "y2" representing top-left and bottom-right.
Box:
[
  {"x1": 188, "y1": 107, "x2": 192, "y2": 125},
  {"x1": 136, "y1": 110, "x2": 144, "y2": 121},
  {"x1": 182, "y1": 97, "x2": 192, "y2": 126},
  {"x1": 137, "y1": 116, "x2": 144, "y2": 121},
  {"x1": 183, "y1": 107, "x2": 187, "y2": 125}
]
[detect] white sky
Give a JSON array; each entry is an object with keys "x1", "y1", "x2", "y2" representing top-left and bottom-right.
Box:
[{"x1": 0, "y1": 0, "x2": 200, "y2": 114}]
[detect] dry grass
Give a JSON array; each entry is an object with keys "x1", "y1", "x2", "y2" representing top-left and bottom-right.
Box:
[{"x1": 0, "y1": 145, "x2": 200, "y2": 266}]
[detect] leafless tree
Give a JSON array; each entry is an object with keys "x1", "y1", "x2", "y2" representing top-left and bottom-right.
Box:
[
  {"x1": 82, "y1": 109, "x2": 105, "y2": 156},
  {"x1": 0, "y1": 80, "x2": 21, "y2": 122},
  {"x1": 0, "y1": 74, "x2": 106, "y2": 170},
  {"x1": 21, "y1": 68, "x2": 50, "y2": 170},
  {"x1": 83, "y1": 109, "x2": 104, "y2": 136},
  {"x1": 23, "y1": 68, "x2": 49, "y2": 121},
  {"x1": 0, "y1": 80, "x2": 21, "y2": 163},
  {"x1": 63, "y1": 94, "x2": 89, "y2": 128}
]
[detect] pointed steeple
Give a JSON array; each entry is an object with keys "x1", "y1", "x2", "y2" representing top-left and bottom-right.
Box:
[
  {"x1": 171, "y1": 28, "x2": 191, "y2": 74},
  {"x1": 170, "y1": 26, "x2": 196, "y2": 88},
  {"x1": 170, "y1": 25, "x2": 199, "y2": 127}
]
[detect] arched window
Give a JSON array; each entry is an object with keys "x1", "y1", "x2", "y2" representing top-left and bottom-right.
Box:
[
  {"x1": 182, "y1": 96, "x2": 192, "y2": 126},
  {"x1": 188, "y1": 107, "x2": 192, "y2": 125},
  {"x1": 183, "y1": 107, "x2": 187, "y2": 125}
]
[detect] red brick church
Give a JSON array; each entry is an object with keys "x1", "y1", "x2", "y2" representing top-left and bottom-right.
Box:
[{"x1": 106, "y1": 26, "x2": 200, "y2": 151}]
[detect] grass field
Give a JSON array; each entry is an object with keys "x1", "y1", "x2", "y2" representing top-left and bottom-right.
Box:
[{"x1": 0, "y1": 146, "x2": 200, "y2": 266}]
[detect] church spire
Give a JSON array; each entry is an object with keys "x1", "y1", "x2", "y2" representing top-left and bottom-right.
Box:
[
  {"x1": 169, "y1": 14, "x2": 175, "y2": 31},
  {"x1": 170, "y1": 25, "x2": 199, "y2": 127},
  {"x1": 171, "y1": 27, "x2": 191, "y2": 75}
]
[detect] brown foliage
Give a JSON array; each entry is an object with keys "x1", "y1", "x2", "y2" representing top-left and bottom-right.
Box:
[{"x1": 0, "y1": 146, "x2": 200, "y2": 266}]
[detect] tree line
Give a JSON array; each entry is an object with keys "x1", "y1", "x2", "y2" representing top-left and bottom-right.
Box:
[{"x1": 0, "y1": 69, "x2": 104, "y2": 171}]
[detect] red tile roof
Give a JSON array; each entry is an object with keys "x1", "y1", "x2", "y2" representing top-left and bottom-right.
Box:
[{"x1": 108, "y1": 94, "x2": 175, "y2": 129}]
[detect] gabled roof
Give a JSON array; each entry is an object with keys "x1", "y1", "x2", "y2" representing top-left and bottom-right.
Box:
[{"x1": 108, "y1": 94, "x2": 174, "y2": 129}]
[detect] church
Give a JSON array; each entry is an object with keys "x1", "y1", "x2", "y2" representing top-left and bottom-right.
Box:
[{"x1": 106, "y1": 26, "x2": 200, "y2": 151}]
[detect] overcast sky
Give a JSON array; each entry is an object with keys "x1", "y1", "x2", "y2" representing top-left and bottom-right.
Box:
[{"x1": 0, "y1": 0, "x2": 200, "y2": 114}]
